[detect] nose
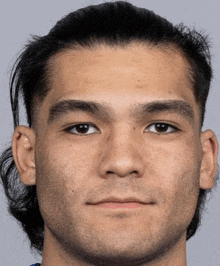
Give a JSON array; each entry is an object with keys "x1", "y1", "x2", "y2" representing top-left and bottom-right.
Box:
[{"x1": 98, "y1": 128, "x2": 145, "y2": 178}]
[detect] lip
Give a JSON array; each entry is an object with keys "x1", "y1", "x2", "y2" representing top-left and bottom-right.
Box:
[
  {"x1": 94, "y1": 202, "x2": 145, "y2": 209},
  {"x1": 88, "y1": 197, "x2": 151, "y2": 205}
]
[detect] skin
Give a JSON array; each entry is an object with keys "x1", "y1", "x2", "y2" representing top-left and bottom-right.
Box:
[{"x1": 12, "y1": 43, "x2": 218, "y2": 266}]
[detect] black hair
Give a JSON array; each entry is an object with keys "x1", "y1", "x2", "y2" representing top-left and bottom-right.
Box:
[{"x1": 0, "y1": 1, "x2": 214, "y2": 255}]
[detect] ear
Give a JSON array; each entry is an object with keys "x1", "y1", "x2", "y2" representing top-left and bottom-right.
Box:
[
  {"x1": 12, "y1": 125, "x2": 36, "y2": 186},
  {"x1": 200, "y1": 129, "x2": 218, "y2": 190}
]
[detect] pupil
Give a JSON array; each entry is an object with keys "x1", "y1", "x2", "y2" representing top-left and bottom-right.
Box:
[
  {"x1": 76, "y1": 124, "x2": 89, "y2": 133},
  {"x1": 156, "y1": 123, "x2": 168, "y2": 132}
]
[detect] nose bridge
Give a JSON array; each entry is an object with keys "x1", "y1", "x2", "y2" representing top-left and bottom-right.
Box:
[
  {"x1": 109, "y1": 127, "x2": 137, "y2": 155},
  {"x1": 98, "y1": 124, "x2": 145, "y2": 178}
]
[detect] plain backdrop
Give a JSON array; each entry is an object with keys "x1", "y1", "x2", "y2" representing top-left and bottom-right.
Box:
[{"x1": 0, "y1": 1, "x2": 220, "y2": 265}]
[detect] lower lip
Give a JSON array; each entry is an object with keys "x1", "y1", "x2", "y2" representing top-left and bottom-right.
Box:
[{"x1": 96, "y1": 202, "x2": 143, "y2": 209}]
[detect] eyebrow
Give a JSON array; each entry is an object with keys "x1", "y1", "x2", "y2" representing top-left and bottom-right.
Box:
[
  {"x1": 132, "y1": 100, "x2": 194, "y2": 123},
  {"x1": 48, "y1": 99, "x2": 112, "y2": 124},
  {"x1": 47, "y1": 99, "x2": 194, "y2": 125}
]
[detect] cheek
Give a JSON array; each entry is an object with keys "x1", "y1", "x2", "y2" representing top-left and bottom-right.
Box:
[
  {"x1": 38, "y1": 136, "x2": 99, "y2": 179},
  {"x1": 148, "y1": 136, "x2": 202, "y2": 182},
  {"x1": 35, "y1": 138, "x2": 99, "y2": 218},
  {"x1": 149, "y1": 140, "x2": 201, "y2": 222}
]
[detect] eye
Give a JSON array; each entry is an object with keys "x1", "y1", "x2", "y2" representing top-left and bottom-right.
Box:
[
  {"x1": 66, "y1": 123, "x2": 100, "y2": 135},
  {"x1": 145, "y1": 123, "x2": 178, "y2": 134}
]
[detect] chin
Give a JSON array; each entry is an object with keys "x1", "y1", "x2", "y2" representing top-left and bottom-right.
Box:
[
  {"x1": 61, "y1": 229, "x2": 185, "y2": 266},
  {"x1": 69, "y1": 245, "x2": 154, "y2": 266}
]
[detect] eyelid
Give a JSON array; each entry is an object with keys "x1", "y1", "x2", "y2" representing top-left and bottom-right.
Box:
[
  {"x1": 144, "y1": 122, "x2": 179, "y2": 134},
  {"x1": 64, "y1": 123, "x2": 101, "y2": 135}
]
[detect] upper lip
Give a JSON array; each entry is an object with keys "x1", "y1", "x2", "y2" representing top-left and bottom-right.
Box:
[{"x1": 89, "y1": 197, "x2": 150, "y2": 205}]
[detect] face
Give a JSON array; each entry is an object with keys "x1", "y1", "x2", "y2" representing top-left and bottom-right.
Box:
[{"x1": 32, "y1": 44, "x2": 206, "y2": 264}]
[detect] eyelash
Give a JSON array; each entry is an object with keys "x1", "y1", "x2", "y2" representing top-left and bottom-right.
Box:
[
  {"x1": 145, "y1": 123, "x2": 178, "y2": 134},
  {"x1": 64, "y1": 122, "x2": 178, "y2": 135},
  {"x1": 65, "y1": 123, "x2": 100, "y2": 135}
]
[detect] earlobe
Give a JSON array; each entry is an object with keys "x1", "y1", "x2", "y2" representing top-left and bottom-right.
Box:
[
  {"x1": 200, "y1": 130, "x2": 218, "y2": 190},
  {"x1": 12, "y1": 125, "x2": 36, "y2": 186}
]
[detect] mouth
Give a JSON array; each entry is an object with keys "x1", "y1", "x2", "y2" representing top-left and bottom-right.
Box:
[
  {"x1": 87, "y1": 197, "x2": 154, "y2": 209},
  {"x1": 93, "y1": 202, "x2": 145, "y2": 209}
]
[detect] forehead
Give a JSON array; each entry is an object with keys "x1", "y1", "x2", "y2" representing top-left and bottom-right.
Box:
[{"x1": 40, "y1": 43, "x2": 198, "y2": 121}]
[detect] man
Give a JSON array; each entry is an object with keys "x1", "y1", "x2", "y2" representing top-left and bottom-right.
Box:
[{"x1": 0, "y1": 1, "x2": 218, "y2": 265}]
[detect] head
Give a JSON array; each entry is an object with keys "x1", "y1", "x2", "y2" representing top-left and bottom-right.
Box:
[{"x1": 0, "y1": 1, "x2": 218, "y2": 264}]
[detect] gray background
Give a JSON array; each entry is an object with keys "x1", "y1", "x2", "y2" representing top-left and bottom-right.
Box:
[{"x1": 0, "y1": 0, "x2": 219, "y2": 265}]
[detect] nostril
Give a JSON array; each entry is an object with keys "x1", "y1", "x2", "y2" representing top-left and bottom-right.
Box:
[
  {"x1": 132, "y1": 171, "x2": 138, "y2": 174},
  {"x1": 106, "y1": 171, "x2": 114, "y2": 174}
]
